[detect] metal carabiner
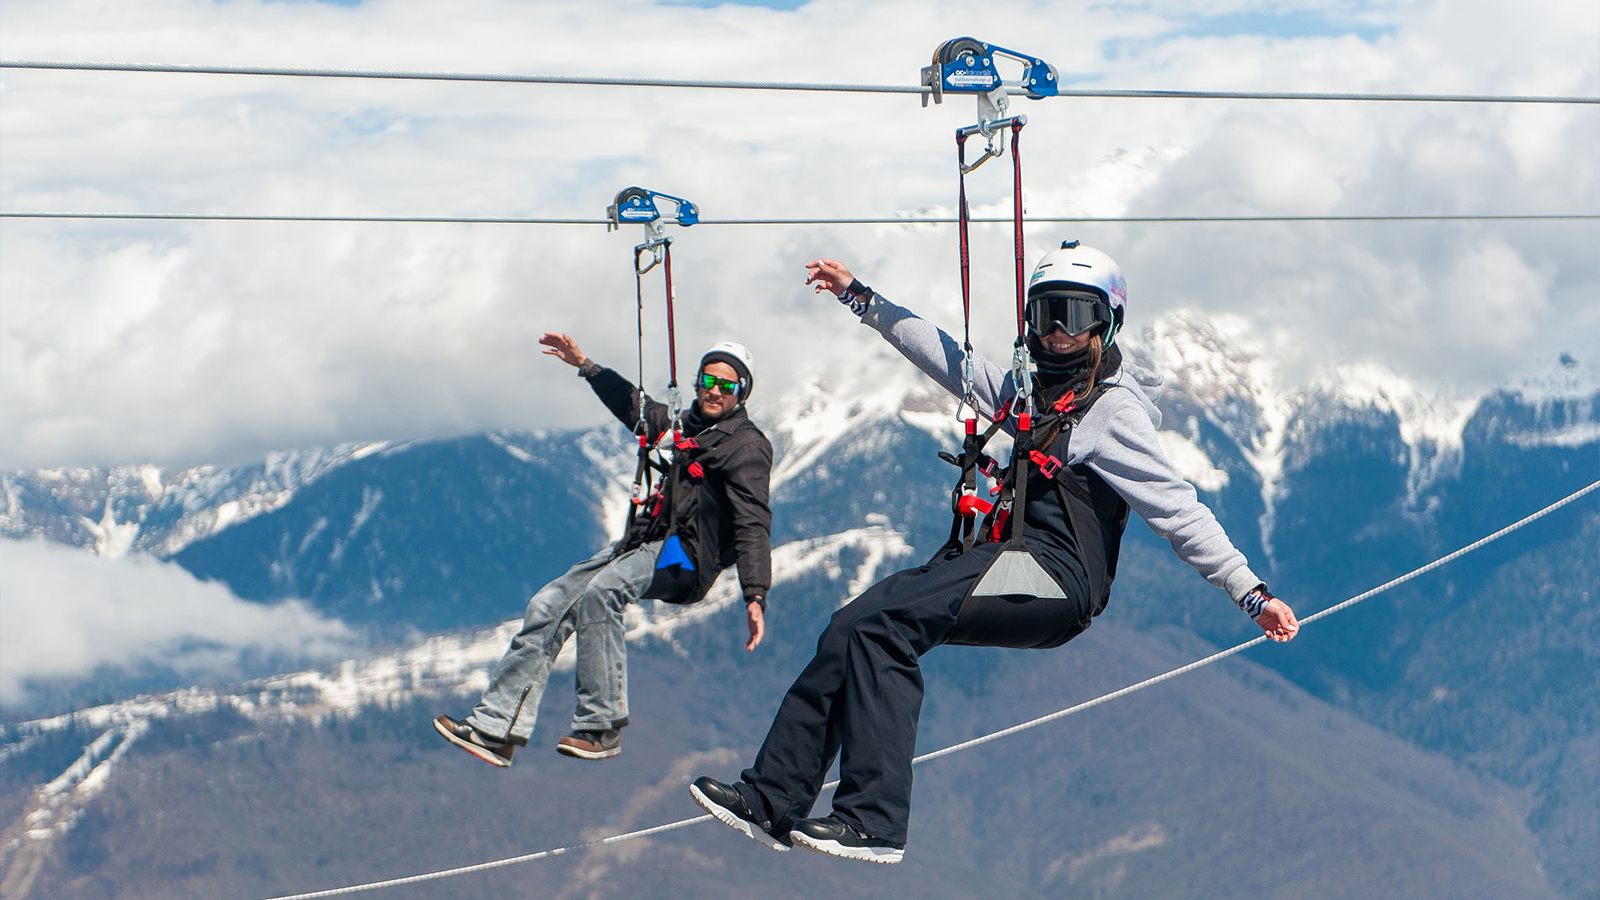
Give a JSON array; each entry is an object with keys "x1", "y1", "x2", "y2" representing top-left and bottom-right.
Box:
[
  {"x1": 956, "y1": 89, "x2": 1011, "y2": 174},
  {"x1": 954, "y1": 352, "x2": 982, "y2": 423},
  {"x1": 635, "y1": 223, "x2": 669, "y2": 275},
  {"x1": 1010, "y1": 340, "x2": 1036, "y2": 407},
  {"x1": 665, "y1": 383, "x2": 684, "y2": 429}
]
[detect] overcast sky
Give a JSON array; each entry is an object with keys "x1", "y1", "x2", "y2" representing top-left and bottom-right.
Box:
[{"x1": 1, "y1": 0, "x2": 1597, "y2": 475}]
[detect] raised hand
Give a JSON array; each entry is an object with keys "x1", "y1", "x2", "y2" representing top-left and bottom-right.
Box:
[
  {"x1": 804, "y1": 258, "x2": 856, "y2": 298},
  {"x1": 539, "y1": 332, "x2": 588, "y2": 368}
]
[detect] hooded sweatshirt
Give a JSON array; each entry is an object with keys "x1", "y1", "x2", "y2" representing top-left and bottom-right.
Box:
[{"x1": 859, "y1": 293, "x2": 1262, "y2": 606}]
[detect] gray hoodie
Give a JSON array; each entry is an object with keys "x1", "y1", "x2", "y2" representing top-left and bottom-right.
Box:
[{"x1": 860, "y1": 293, "x2": 1263, "y2": 608}]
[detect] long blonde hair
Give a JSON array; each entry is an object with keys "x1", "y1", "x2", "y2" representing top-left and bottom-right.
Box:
[{"x1": 1033, "y1": 332, "x2": 1103, "y2": 448}]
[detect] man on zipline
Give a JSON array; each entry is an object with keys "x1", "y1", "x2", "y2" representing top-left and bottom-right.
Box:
[{"x1": 435, "y1": 333, "x2": 773, "y2": 765}]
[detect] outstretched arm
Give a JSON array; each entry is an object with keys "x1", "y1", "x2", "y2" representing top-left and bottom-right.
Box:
[
  {"x1": 544, "y1": 331, "x2": 669, "y2": 436},
  {"x1": 803, "y1": 259, "x2": 1016, "y2": 422}
]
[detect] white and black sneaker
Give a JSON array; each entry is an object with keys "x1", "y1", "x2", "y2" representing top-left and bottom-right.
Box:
[
  {"x1": 689, "y1": 776, "x2": 790, "y2": 852},
  {"x1": 789, "y1": 814, "x2": 904, "y2": 864}
]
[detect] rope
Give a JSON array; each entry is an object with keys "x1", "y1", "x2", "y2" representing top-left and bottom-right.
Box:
[
  {"x1": 256, "y1": 815, "x2": 715, "y2": 900},
  {"x1": 4, "y1": 212, "x2": 1594, "y2": 225},
  {"x1": 915, "y1": 477, "x2": 1600, "y2": 763},
  {"x1": 251, "y1": 477, "x2": 1599, "y2": 900},
  {"x1": 4, "y1": 60, "x2": 1598, "y2": 104}
]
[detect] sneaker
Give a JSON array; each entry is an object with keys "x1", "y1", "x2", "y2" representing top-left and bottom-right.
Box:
[
  {"x1": 555, "y1": 729, "x2": 621, "y2": 760},
  {"x1": 433, "y1": 714, "x2": 514, "y2": 768},
  {"x1": 688, "y1": 776, "x2": 790, "y2": 852},
  {"x1": 789, "y1": 814, "x2": 904, "y2": 864}
]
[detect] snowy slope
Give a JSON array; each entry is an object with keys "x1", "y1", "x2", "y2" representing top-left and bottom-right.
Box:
[{"x1": 0, "y1": 444, "x2": 383, "y2": 558}]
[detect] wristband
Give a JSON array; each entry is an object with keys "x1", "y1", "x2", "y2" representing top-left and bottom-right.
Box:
[
  {"x1": 838, "y1": 279, "x2": 873, "y2": 316},
  {"x1": 1239, "y1": 583, "x2": 1274, "y2": 619}
]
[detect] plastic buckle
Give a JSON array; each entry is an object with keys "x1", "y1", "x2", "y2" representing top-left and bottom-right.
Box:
[
  {"x1": 687, "y1": 461, "x2": 705, "y2": 479},
  {"x1": 977, "y1": 455, "x2": 1000, "y2": 479},
  {"x1": 1052, "y1": 390, "x2": 1077, "y2": 414},
  {"x1": 1029, "y1": 450, "x2": 1062, "y2": 479},
  {"x1": 990, "y1": 506, "x2": 1011, "y2": 542},
  {"x1": 957, "y1": 492, "x2": 994, "y2": 518}
]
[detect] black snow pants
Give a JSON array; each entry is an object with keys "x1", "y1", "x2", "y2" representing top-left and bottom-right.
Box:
[{"x1": 736, "y1": 539, "x2": 1092, "y2": 845}]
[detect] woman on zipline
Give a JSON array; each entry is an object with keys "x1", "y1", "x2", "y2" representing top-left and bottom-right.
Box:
[{"x1": 691, "y1": 241, "x2": 1299, "y2": 864}]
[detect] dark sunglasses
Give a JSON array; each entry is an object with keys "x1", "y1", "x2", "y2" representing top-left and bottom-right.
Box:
[
  {"x1": 697, "y1": 372, "x2": 742, "y2": 395},
  {"x1": 1026, "y1": 290, "x2": 1110, "y2": 338}
]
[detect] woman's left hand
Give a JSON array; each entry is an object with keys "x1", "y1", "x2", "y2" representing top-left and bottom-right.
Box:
[{"x1": 1255, "y1": 598, "x2": 1300, "y2": 642}]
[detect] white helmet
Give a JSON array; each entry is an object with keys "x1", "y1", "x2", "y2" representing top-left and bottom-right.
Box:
[
  {"x1": 1026, "y1": 241, "x2": 1127, "y2": 347},
  {"x1": 698, "y1": 341, "x2": 755, "y2": 400}
]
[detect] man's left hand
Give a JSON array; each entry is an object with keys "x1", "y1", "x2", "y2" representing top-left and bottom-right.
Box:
[{"x1": 745, "y1": 601, "x2": 766, "y2": 651}]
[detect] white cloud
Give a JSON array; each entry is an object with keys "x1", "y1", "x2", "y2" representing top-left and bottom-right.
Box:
[
  {"x1": 0, "y1": 0, "x2": 1595, "y2": 469},
  {"x1": 0, "y1": 538, "x2": 355, "y2": 706}
]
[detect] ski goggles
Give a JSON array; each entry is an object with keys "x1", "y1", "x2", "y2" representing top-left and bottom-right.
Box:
[
  {"x1": 696, "y1": 372, "x2": 742, "y2": 396},
  {"x1": 1026, "y1": 290, "x2": 1111, "y2": 338}
]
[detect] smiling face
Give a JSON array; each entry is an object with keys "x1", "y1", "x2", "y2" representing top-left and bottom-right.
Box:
[
  {"x1": 1038, "y1": 324, "x2": 1095, "y2": 356},
  {"x1": 695, "y1": 361, "x2": 741, "y2": 419}
]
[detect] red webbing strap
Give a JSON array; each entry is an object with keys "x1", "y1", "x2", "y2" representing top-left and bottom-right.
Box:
[
  {"x1": 1011, "y1": 120, "x2": 1027, "y2": 342},
  {"x1": 1008, "y1": 121, "x2": 1036, "y2": 547},
  {"x1": 956, "y1": 133, "x2": 974, "y2": 367},
  {"x1": 662, "y1": 242, "x2": 679, "y2": 391}
]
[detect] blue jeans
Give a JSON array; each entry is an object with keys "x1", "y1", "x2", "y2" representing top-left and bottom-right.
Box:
[{"x1": 466, "y1": 540, "x2": 663, "y2": 744}]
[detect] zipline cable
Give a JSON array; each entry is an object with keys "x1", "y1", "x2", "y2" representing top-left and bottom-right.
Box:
[
  {"x1": 252, "y1": 477, "x2": 1600, "y2": 900},
  {"x1": 3, "y1": 60, "x2": 1598, "y2": 105},
  {"x1": 3, "y1": 213, "x2": 1596, "y2": 225}
]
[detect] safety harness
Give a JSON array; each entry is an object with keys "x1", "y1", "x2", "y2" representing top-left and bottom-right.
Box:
[
  {"x1": 607, "y1": 186, "x2": 712, "y2": 600},
  {"x1": 925, "y1": 38, "x2": 1127, "y2": 608}
]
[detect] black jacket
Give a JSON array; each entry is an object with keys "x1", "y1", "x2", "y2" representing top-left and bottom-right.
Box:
[{"x1": 586, "y1": 366, "x2": 774, "y2": 606}]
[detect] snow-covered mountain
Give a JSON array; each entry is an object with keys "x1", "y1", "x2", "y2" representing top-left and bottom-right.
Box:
[
  {"x1": 6, "y1": 312, "x2": 1591, "y2": 579},
  {"x1": 1, "y1": 314, "x2": 1596, "y2": 898}
]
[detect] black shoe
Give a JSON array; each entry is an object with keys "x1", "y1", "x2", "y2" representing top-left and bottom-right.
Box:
[
  {"x1": 790, "y1": 814, "x2": 904, "y2": 864},
  {"x1": 555, "y1": 729, "x2": 621, "y2": 760},
  {"x1": 433, "y1": 714, "x2": 515, "y2": 768},
  {"x1": 689, "y1": 777, "x2": 790, "y2": 852}
]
